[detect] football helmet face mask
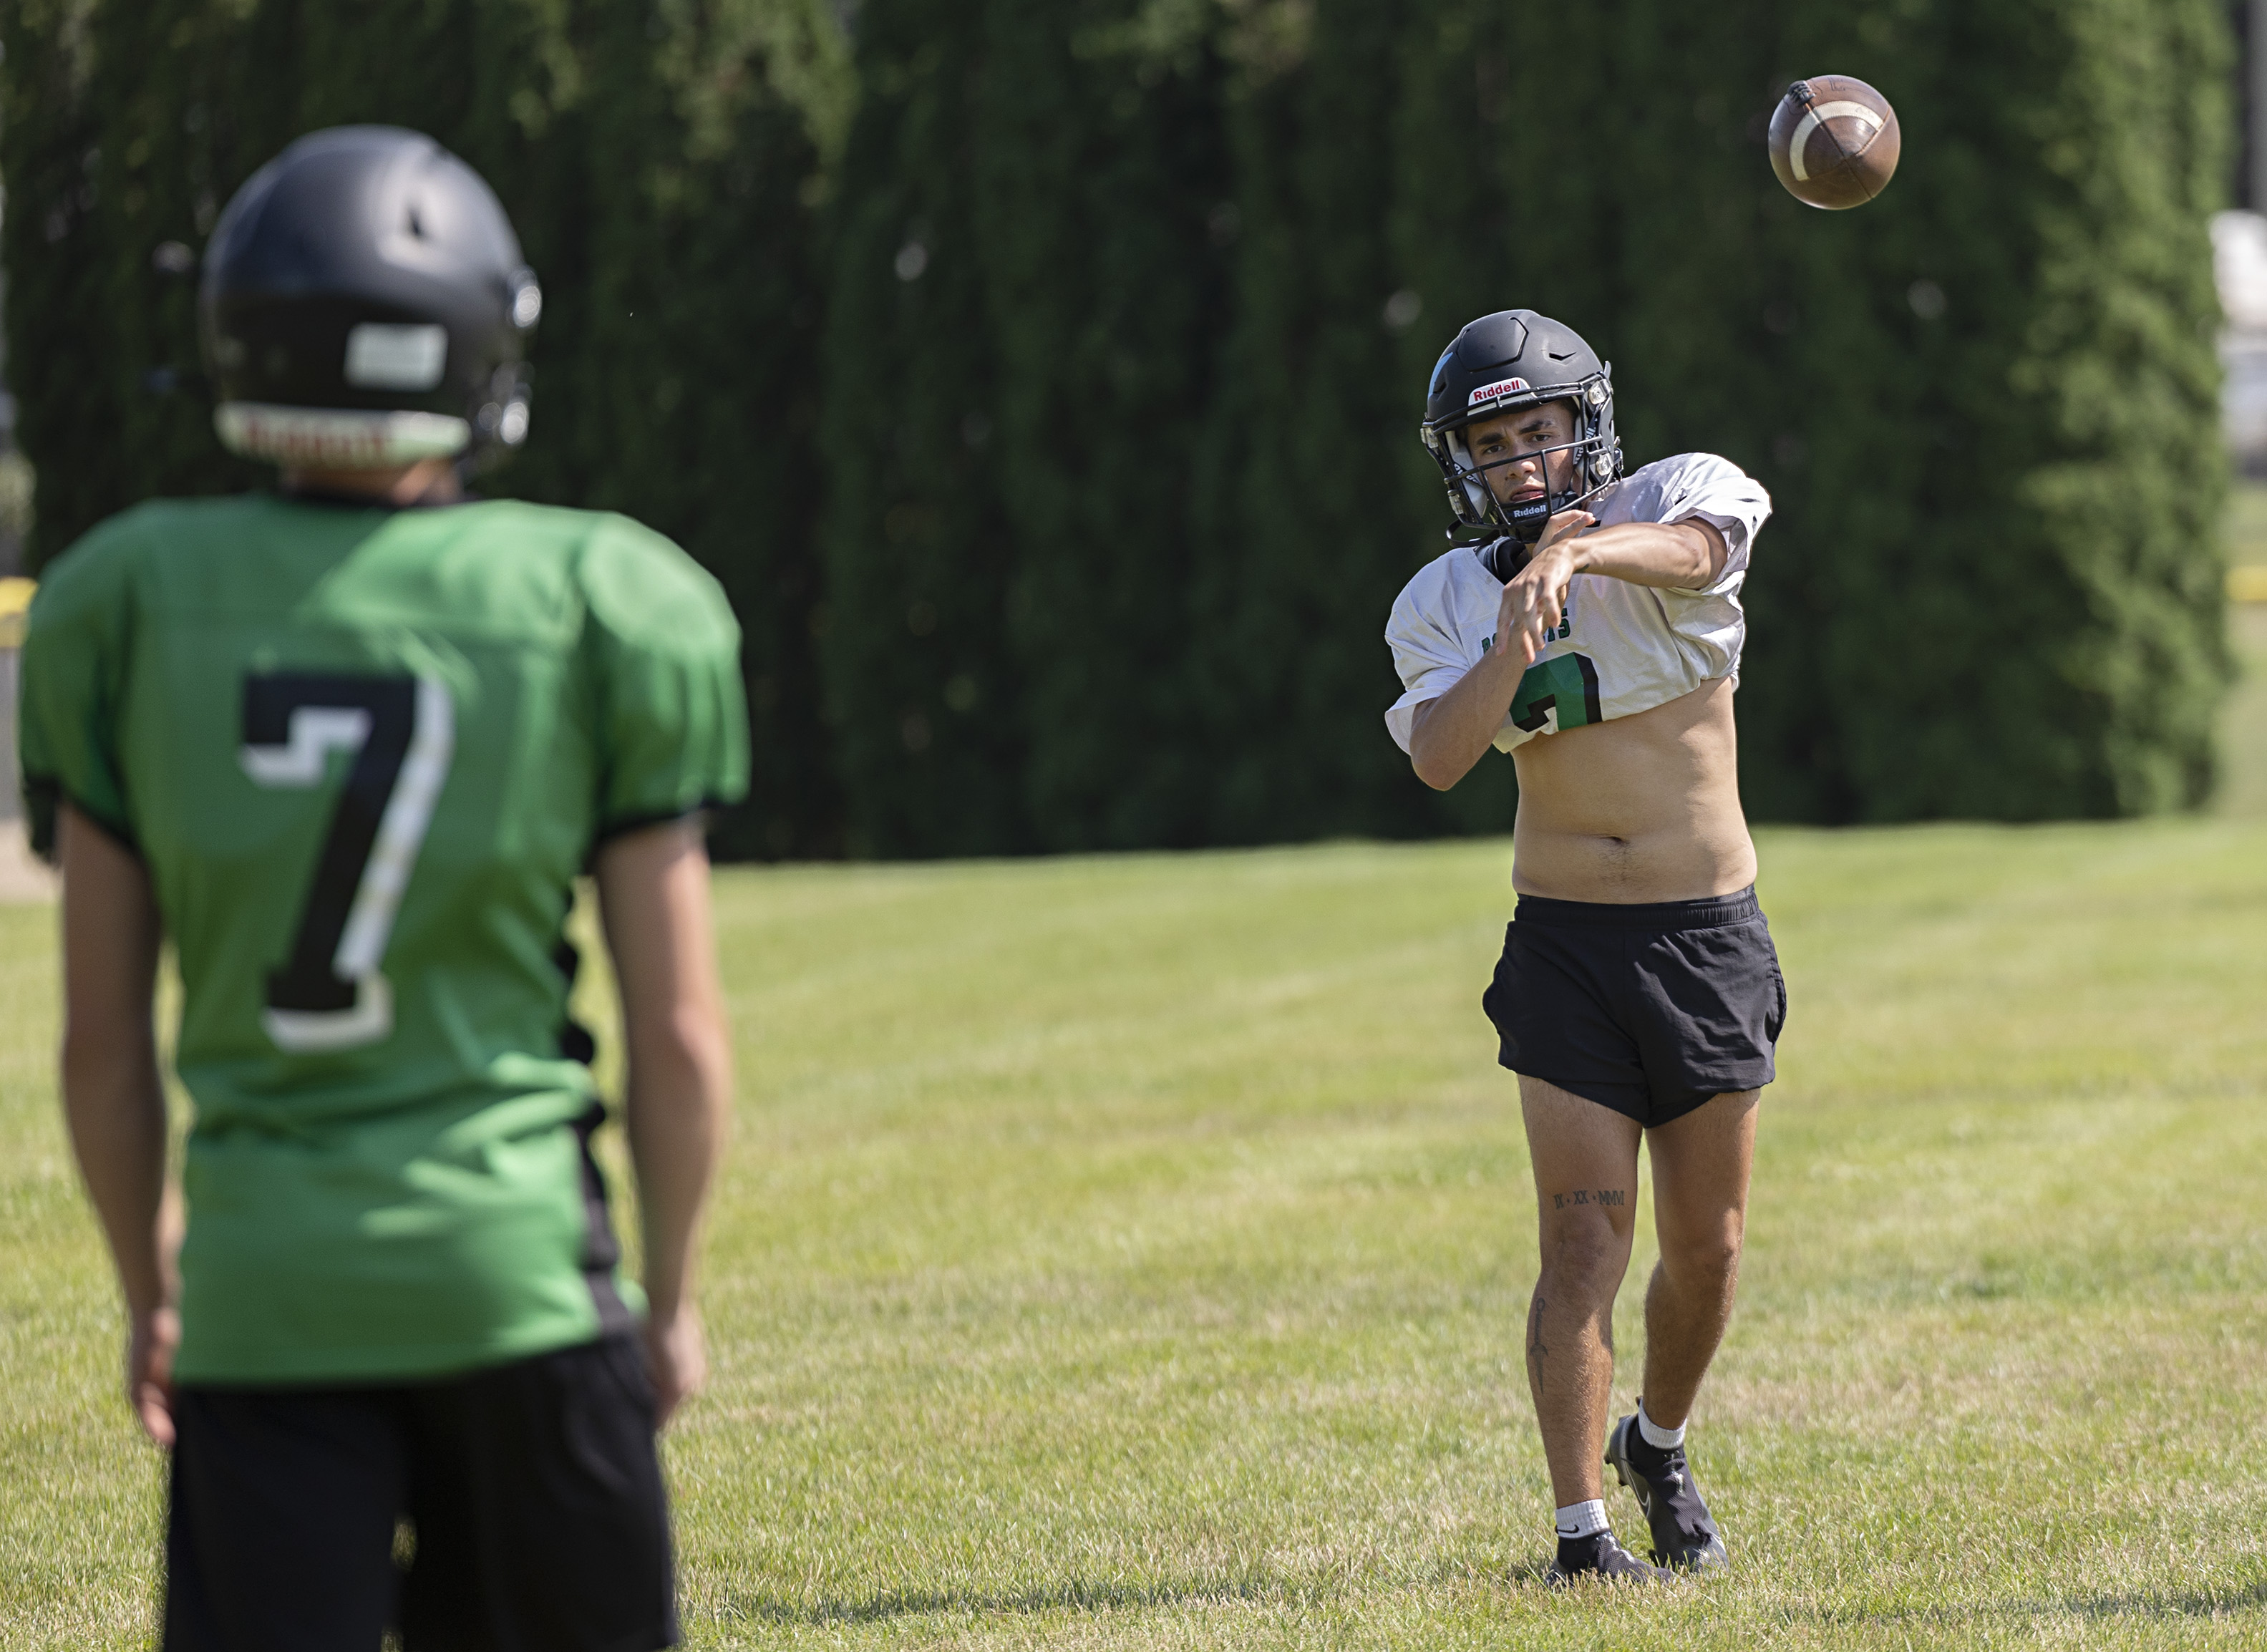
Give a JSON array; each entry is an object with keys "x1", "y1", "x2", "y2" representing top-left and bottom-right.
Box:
[
  {"x1": 1419, "y1": 308, "x2": 1622, "y2": 548},
  {"x1": 200, "y1": 126, "x2": 540, "y2": 471}
]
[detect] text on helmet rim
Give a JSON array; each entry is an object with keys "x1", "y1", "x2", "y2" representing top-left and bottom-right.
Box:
[{"x1": 1467, "y1": 377, "x2": 1533, "y2": 407}]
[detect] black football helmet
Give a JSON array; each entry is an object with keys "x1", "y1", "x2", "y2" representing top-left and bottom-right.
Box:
[
  {"x1": 1419, "y1": 309, "x2": 1622, "y2": 548},
  {"x1": 199, "y1": 126, "x2": 540, "y2": 470}
]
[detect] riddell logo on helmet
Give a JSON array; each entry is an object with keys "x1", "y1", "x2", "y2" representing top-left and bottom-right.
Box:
[{"x1": 1467, "y1": 378, "x2": 1530, "y2": 407}]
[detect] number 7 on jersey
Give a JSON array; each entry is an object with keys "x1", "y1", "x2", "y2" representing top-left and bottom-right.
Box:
[{"x1": 239, "y1": 671, "x2": 455, "y2": 1052}]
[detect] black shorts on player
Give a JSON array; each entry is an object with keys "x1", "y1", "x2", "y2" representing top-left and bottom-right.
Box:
[
  {"x1": 1482, "y1": 887, "x2": 1785, "y2": 1125},
  {"x1": 164, "y1": 1334, "x2": 676, "y2": 1652}
]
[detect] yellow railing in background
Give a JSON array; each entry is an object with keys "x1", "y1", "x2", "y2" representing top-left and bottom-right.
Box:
[
  {"x1": 2231, "y1": 567, "x2": 2267, "y2": 606},
  {"x1": 0, "y1": 577, "x2": 33, "y2": 649}
]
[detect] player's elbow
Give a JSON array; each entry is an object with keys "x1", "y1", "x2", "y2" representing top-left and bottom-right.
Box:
[
  {"x1": 1409, "y1": 742, "x2": 1469, "y2": 792},
  {"x1": 1405, "y1": 706, "x2": 1470, "y2": 791},
  {"x1": 1679, "y1": 519, "x2": 1729, "y2": 586},
  {"x1": 627, "y1": 1006, "x2": 734, "y2": 1129}
]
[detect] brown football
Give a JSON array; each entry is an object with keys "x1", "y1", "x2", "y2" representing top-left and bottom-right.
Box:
[{"x1": 1767, "y1": 76, "x2": 1900, "y2": 210}]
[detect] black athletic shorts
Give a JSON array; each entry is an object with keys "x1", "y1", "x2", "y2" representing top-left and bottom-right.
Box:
[
  {"x1": 1482, "y1": 886, "x2": 1786, "y2": 1128},
  {"x1": 163, "y1": 1333, "x2": 676, "y2": 1652}
]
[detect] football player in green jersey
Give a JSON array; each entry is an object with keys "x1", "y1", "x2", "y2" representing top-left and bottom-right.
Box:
[{"x1": 18, "y1": 127, "x2": 748, "y2": 1651}]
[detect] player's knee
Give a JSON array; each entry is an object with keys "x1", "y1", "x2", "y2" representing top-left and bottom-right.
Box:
[{"x1": 1660, "y1": 1218, "x2": 1743, "y2": 1287}]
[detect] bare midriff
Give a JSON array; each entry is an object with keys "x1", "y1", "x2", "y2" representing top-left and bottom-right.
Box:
[{"x1": 1508, "y1": 674, "x2": 1756, "y2": 903}]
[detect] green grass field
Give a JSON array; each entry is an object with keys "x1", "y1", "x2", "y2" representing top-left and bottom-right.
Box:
[
  {"x1": 6, "y1": 487, "x2": 2267, "y2": 1647},
  {"x1": 7, "y1": 820, "x2": 2267, "y2": 1648}
]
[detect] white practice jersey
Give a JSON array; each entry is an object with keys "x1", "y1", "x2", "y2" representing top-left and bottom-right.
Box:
[{"x1": 1383, "y1": 452, "x2": 1772, "y2": 756}]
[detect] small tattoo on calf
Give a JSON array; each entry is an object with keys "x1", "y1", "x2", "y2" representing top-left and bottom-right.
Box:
[{"x1": 1550, "y1": 1187, "x2": 1627, "y2": 1211}]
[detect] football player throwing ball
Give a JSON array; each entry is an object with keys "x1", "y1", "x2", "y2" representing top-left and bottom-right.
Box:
[
  {"x1": 19, "y1": 127, "x2": 747, "y2": 1650},
  {"x1": 1386, "y1": 310, "x2": 1782, "y2": 1584}
]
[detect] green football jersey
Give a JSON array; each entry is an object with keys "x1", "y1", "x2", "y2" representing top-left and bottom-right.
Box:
[{"x1": 17, "y1": 492, "x2": 749, "y2": 1384}]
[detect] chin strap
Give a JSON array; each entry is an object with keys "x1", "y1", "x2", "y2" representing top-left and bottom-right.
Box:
[
  {"x1": 1476, "y1": 470, "x2": 1621, "y2": 580},
  {"x1": 1477, "y1": 536, "x2": 1528, "y2": 582}
]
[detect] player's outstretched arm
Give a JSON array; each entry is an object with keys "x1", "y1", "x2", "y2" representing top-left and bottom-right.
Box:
[
  {"x1": 1562, "y1": 515, "x2": 1727, "y2": 591},
  {"x1": 596, "y1": 817, "x2": 734, "y2": 1429},
  {"x1": 57, "y1": 805, "x2": 179, "y2": 1447},
  {"x1": 1500, "y1": 512, "x2": 1729, "y2": 656}
]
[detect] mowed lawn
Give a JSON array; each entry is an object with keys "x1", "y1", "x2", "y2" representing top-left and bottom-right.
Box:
[{"x1": 7, "y1": 822, "x2": 2267, "y2": 1648}]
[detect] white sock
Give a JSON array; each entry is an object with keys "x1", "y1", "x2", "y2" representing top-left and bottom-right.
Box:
[
  {"x1": 1554, "y1": 1498, "x2": 1608, "y2": 1541},
  {"x1": 1638, "y1": 1398, "x2": 1686, "y2": 1451}
]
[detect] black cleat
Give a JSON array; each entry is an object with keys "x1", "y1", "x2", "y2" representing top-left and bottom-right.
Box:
[
  {"x1": 1545, "y1": 1528, "x2": 1674, "y2": 1585},
  {"x1": 1606, "y1": 1411, "x2": 1729, "y2": 1571}
]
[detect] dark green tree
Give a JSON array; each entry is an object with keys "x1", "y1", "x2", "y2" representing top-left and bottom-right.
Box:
[
  {"x1": 2, "y1": 0, "x2": 141, "y2": 566},
  {"x1": 513, "y1": 0, "x2": 848, "y2": 858},
  {"x1": 972, "y1": 0, "x2": 1234, "y2": 850},
  {"x1": 1764, "y1": 0, "x2": 2233, "y2": 818},
  {"x1": 0, "y1": 0, "x2": 848, "y2": 856},
  {"x1": 1387, "y1": 0, "x2": 2231, "y2": 822},
  {"x1": 817, "y1": 0, "x2": 1030, "y2": 857},
  {"x1": 1189, "y1": 0, "x2": 1451, "y2": 843},
  {"x1": 9, "y1": 0, "x2": 2236, "y2": 845}
]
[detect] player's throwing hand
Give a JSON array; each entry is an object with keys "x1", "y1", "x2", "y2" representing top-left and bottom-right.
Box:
[{"x1": 1496, "y1": 510, "x2": 1596, "y2": 665}]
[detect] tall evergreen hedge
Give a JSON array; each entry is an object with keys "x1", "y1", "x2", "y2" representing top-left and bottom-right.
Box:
[
  {"x1": 4, "y1": 0, "x2": 2236, "y2": 850},
  {"x1": 815, "y1": 0, "x2": 1033, "y2": 858},
  {"x1": 1186, "y1": 0, "x2": 1442, "y2": 843},
  {"x1": 0, "y1": 0, "x2": 849, "y2": 857},
  {"x1": 976, "y1": 3, "x2": 1235, "y2": 851},
  {"x1": 817, "y1": 0, "x2": 2231, "y2": 847}
]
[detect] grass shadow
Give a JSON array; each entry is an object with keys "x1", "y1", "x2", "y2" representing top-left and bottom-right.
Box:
[
  {"x1": 714, "y1": 1573, "x2": 1324, "y2": 1626},
  {"x1": 2052, "y1": 1575, "x2": 2267, "y2": 1621},
  {"x1": 1789, "y1": 1573, "x2": 2267, "y2": 1636},
  {"x1": 714, "y1": 1552, "x2": 1685, "y2": 1628}
]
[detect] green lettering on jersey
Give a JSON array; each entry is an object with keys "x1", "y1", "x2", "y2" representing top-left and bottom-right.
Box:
[{"x1": 1510, "y1": 652, "x2": 1603, "y2": 734}]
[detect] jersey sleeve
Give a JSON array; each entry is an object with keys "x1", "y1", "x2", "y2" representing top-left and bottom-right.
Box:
[
  {"x1": 1383, "y1": 559, "x2": 1477, "y2": 756},
  {"x1": 16, "y1": 518, "x2": 144, "y2": 861},
  {"x1": 1650, "y1": 453, "x2": 1772, "y2": 593},
  {"x1": 577, "y1": 518, "x2": 751, "y2": 841}
]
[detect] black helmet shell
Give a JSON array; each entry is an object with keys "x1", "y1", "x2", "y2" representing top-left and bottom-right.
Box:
[
  {"x1": 1422, "y1": 309, "x2": 1604, "y2": 432},
  {"x1": 1418, "y1": 309, "x2": 1623, "y2": 543},
  {"x1": 200, "y1": 126, "x2": 540, "y2": 467}
]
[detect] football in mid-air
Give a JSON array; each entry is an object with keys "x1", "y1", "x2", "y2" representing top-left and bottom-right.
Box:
[{"x1": 1767, "y1": 76, "x2": 1900, "y2": 210}]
